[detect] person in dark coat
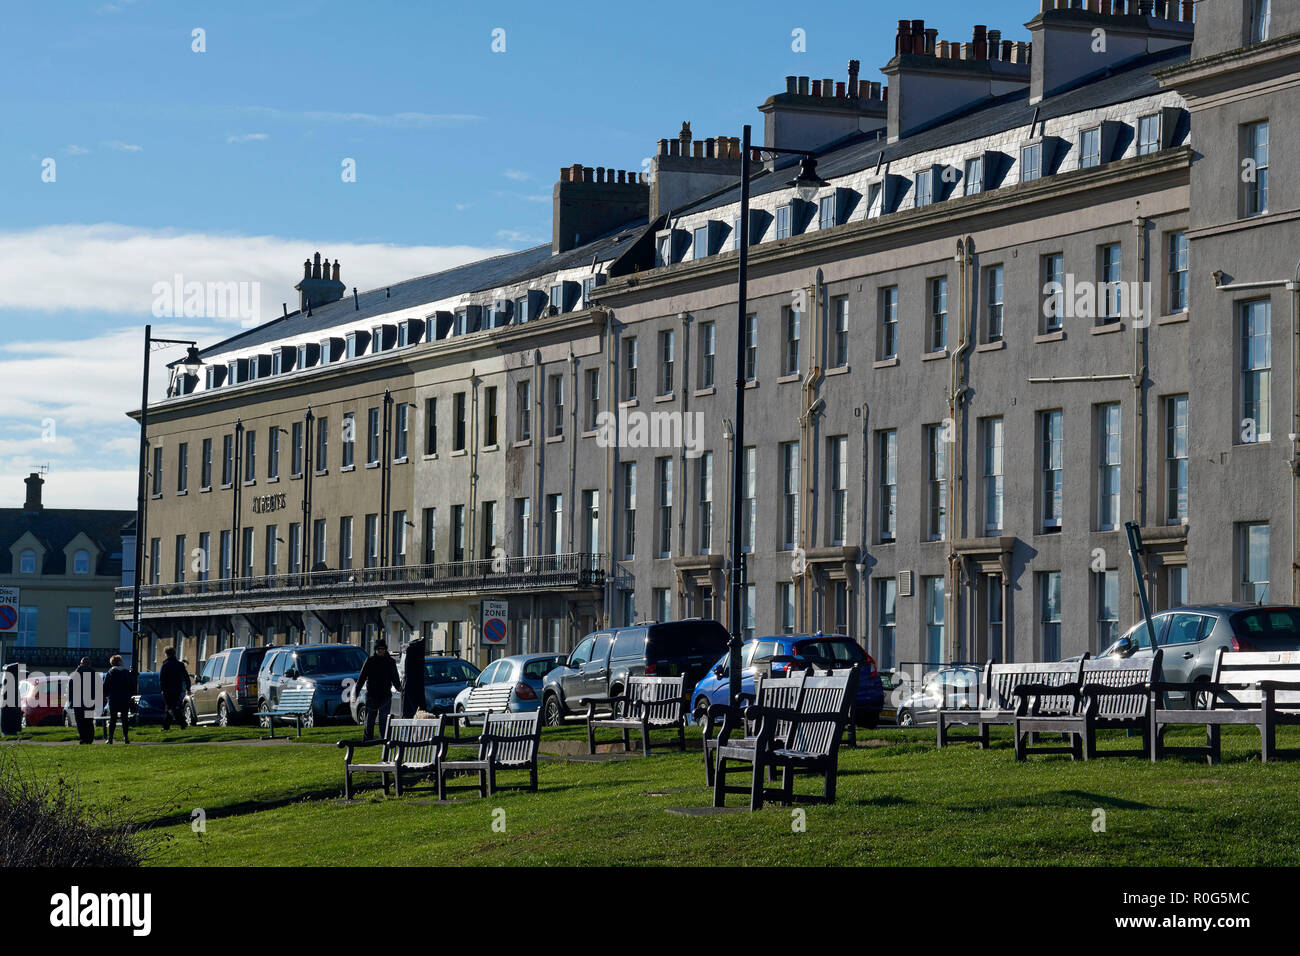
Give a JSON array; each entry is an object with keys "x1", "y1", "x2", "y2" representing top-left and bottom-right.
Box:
[
  {"x1": 71, "y1": 657, "x2": 96, "y2": 744},
  {"x1": 158, "y1": 646, "x2": 191, "y2": 731},
  {"x1": 357, "y1": 640, "x2": 402, "y2": 739},
  {"x1": 401, "y1": 636, "x2": 426, "y2": 719},
  {"x1": 102, "y1": 655, "x2": 135, "y2": 744}
]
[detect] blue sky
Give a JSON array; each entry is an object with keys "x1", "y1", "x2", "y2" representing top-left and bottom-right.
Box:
[{"x1": 0, "y1": 0, "x2": 1032, "y2": 508}]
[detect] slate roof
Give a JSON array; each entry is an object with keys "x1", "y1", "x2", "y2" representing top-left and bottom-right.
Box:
[
  {"x1": 0, "y1": 508, "x2": 135, "y2": 576},
  {"x1": 194, "y1": 219, "x2": 650, "y2": 361},
  {"x1": 675, "y1": 45, "x2": 1192, "y2": 215}
]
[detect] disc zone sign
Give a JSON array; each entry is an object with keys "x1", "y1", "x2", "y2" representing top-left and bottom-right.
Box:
[
  {"x1": 0, "y1": 587, "x2": 18, "y2": 634},
  {"x1": 481, "y1": 601, "x2": 508, "y2": 645}
]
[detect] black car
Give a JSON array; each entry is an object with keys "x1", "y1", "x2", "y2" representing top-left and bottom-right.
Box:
[
  {"x1": 130, "y1": 672, "x2": 167, "y2": 724},
  {"x1": 540, "y1": 619, "x2": 730, "y2": 725}
]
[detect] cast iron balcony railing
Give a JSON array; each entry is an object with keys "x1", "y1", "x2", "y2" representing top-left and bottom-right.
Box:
[{"x1": 113, "y1": 552, "x2": 605, "y2": 616}]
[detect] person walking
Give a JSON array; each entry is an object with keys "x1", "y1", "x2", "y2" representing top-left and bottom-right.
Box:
[
  {"x1": 158, "y1": 646, "x2": 191, "y2": 731},
  {"x1": 401, "y1": 635, "x2": 426, "y2": 719},
  {"x1": 71, "y1": 657, "x2": 96, "y2": 745},
  {"x1": 102, "y1": 655, "x2": 135, "y2": 744},
  {"x1": 357, "y1": 640, "x2": 402, "y2": 740}
]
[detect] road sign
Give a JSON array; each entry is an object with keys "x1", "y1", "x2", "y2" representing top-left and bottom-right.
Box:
[
  {"x1": 0, "y1": 588, "x2": 18, "y2": 634},
  {"x1": 481, "y1": 600, "x2": 508, "y2": 645}
]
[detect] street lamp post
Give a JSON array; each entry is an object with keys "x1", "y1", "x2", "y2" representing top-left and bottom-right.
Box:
[
  {"x1": 727, "y1": 126, "x2": 828, "y2": 708},
  {"x1": 133, "y1": 324, "x2": 202, "y2": 667}
]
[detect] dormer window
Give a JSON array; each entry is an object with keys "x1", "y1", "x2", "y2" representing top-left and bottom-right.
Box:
[
  {"x1": 514, "y1": 295, "x2": 530, "y2": 323},
  {"x1": 817, "y1": 194, "x2": 837, "y2": 230},
  {"x1": 1080, "y1": 127, "x2": 1102, "y2": 169},
  {"x1": 914, "y1": 171, "x2": 934, "y2": 208},
  {"x1": 319, "y1": 339, "x2": 333, "y2": 365},
  {"x1": 19, "y1": 549, "x2": 36, "y2": 574},
  {"x1": 549, "y1": 284, "x2": 563, "y2": 312},
  {"x1": 1020, "y1": 142, "x2": 1043, "y2": 182},
  {"x1": 775, "y1": 204, "x2": 792, "y2": 240},
  {"x1": 72, "y1": 549, "x2": 90, "y2": 574},
  {"x1": 1137, "y1": 114, "x2": 1161, "y2": 156},
  {"x1": 1249, "y1": 0, "x2": 1272, "y2": 44},
  {"x1": 655, "y1": 233, "x2": 671, "y2": 267},
  {"x1": 866, "y1": 181, "x2": 884, "y2": 218},
  {"x1": 206, "y1": 365, "x2": 225, "y2": 389},
  {"x1": 692, "y1": 224, "x2": 710, "y2": 260},
  {"x1": 397, "y1": 323, "x2": 409, "y2": 348},
  {"x1": 965, "y1": 157, "x2": 984, "y2": 196}
]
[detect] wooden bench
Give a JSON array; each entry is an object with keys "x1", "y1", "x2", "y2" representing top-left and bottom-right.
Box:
[
  {"x1": 257, "y1": 687, "x2": 316, "y2": 738},
  {"x1": 448, "y1": 681, "x2": 513, "y2": 737},
  {"x1": 713, "y1": 667, "x2": 858, "y2": 810},
  {"x1": 702, "y1": 671, "x2": 806, "y2": 790},
  {"x1": 1151, "y1": 649, "x2": 1300, "y2": 764},
  {"x1": 937, "y1": 658, "x2": 1085, "y2": 748},
  {"x1": 338, "y1": 715, "x2": 445, "y2": 798},
  {"x1": 436, "y1": 711, "x2": 541, "y2": 800},
  {"x1": 583, "y1": 675, "x2": 687, "y2": 756},
  {"x1": 1013, "y1": 650, "x2": 1162, "y2": 761}
]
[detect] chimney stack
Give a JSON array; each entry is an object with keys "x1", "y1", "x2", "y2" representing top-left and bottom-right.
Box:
[
  {"x1": 295, "y1": 252, "x2": 346, "y2": 312},
  {"x1": 23, "y1": 472, "x2": 43, "y2": 512},
  {"x1": 554, "y1": 161, "x2": 650, "y2": 253},
  {"x1": 757, "y1": 59, "x2": 888, "y2": 157}
]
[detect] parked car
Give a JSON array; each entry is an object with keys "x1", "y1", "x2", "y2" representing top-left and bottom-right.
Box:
[
  {"x1": 350, "y1": 653, "x2": 480, "y2": 726},
  {"x1": 259, "y1": 643, "x2": 368, "y2": 725},
  {"x1": 894, "y1": 665, "x2": 982, "y2": 727},
  {"x1": 690, "y1": 634, "x2": 887, "y2": 727},
  {"x1": 129, "y1": 672, "x2": 167, "y2": 724},
  {"x1": 1098, "y1": 603, "x2": 1300, "y2": 708},
  {"x1": 541, "y1": 619, "x2": 730, "y2": 725},
  {"x1": 19, "y1": 674, "x2": 70, "y2": 727},
  {"x1": 186, "y1": 646, "x2": 268, "y2": 726},
  {"x1": 453, "y1": 653, "x2": 567, "y2": 722}
]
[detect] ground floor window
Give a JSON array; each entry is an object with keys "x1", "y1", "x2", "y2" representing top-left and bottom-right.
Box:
[{"x1": 923, "y1": 577, "x2": 944, "y2": 664}]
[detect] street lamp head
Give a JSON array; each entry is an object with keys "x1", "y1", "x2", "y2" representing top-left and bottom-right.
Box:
[
  {"x1": 182, "y1": 346, "x2": 204, "y2": 376},
  {"x1": 788, "y1": 156, "x2": 829, "y2": 204}
]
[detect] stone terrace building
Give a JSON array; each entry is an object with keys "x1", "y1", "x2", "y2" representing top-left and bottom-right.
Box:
[{"x1": 120, "y1": 0, "x2": 1300, "y2": 678}]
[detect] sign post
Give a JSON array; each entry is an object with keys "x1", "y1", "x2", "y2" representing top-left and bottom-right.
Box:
[
  {"x1": 481, "y1": 600, "x2": 508, "y2": 649},
  {"x1": 0, "y1": 586, "x2": 18, "y2": 672}
]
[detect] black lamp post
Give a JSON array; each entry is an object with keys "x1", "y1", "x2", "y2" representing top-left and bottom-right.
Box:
[
  {"x1": 133, "y1": 325, "x2": 202, "y2": 667},
  {"x1": 727, "y1": 126, "x2": 828, "y2": 708}
]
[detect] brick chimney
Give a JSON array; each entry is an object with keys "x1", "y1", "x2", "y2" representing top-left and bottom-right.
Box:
[
  {"x1": 23, "y1": 472, "x2": 43, "y2": 512},
  {"x1": 649, "y1": 123, "x2": 744, "y2": 218},
  {"x1": 295, "y1": 252, "x2": 346, "y2": 312},
  {"x1": 552, "y1": 165, "x2": 649, "y2": 254},
  {"x1": 884, "y1": 20, "x2": 1031, "y2": 143},
  {"x1": 757, "y1": 60, "x2": 888, "y2": 158},
  {"x1": 1028, "y1": 0, "x2": 1194, "y2": 104}
]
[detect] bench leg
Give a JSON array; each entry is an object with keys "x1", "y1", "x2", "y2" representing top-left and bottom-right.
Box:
[
  {"x1": 381, "y1": 772, "x2": 390, "y2": 796},
  {"x1": 677, "y1": 723, "x2": 686, "y2": 752},
  {"x1": 704, "y1": 741, "x2": 715, "y2": 787},
  {"x1": 622, "y1": 728, "x2": 631, "y2": 753},
  {"x1": 1014, "y1": 724, "x2": 1026, "y2": 761},
  {"x1": 529, "y1": 764, "x2": 538, "y2": 792},
  {"x1": 978, "y1": 721, "x2": 990, "y2": 750},
  {"x1": 937, "y1": 713, "x2": 947, "y2": 748},
  {"x1": 1080, "y1": 727, "x2": 1092, "y2": 761},
  {"x1": 1207, "y1": 724, "x2": 1221, "y2": 766},
  {"x1": 586, "y1": 719, "x2": 596, "y2": 755},
  {"x1": 641, "y1": 724, "x2": 651, "y2": 758},
  {"x1": 750, "y1": 757, "x2": 766, "y2": 811},
  {"x1": 436, "y1": 768, "x2": 446, "y2": 801},
  {"x1": 823, "y1": 765, "x2": 836, "y2": 804},
  {"x1": 343, "y1": 767, "x2": 353, "y2": 800},
  {"x1": 485, "y1": 766, "x2": 496, "y2": 797},
  {"x1": 393, "y1": 770, "x2": 403, "y2": 797},
  {"x1": 713, "y1": 756, "x2": 728, "y2": 808}
]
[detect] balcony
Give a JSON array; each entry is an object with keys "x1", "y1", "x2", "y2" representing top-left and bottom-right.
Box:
[{"x1": 114, "y1": 552, "x2": 606, "y2": 620}]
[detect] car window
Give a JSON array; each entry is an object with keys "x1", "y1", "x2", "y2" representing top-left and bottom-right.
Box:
[
  {"x1": 1164, "y1": 613, "x2": 1208, "y2": 646},
  {"x1": 1232, "y1": 608, "x2": 1300, "y2": 638},
  {"x1": 1126, "y1": 614, "x2": 1169, "y2": 651},
  {"x1": 611, "y1": 630, "x2": 644, "y2": 659},
  {"x1": 294, "y1": 647, "x2": 367, "y2": 674},
  {"x1": 741, "y1": 643, "x2": 758, "y2": 668},
  {"x1": 795, "y1": 638, "x2": 866, "y2": 664},
  {"x1": 138, "y1": 674, "x2": 159, "y2": 694},
  {"x1": 202, "y1": 656, "x2": 222, "y2": 680},
  {"x1": 478, "y1": 661, "x2": 502, "y2": 684},
  {"x1": 569, "y1": 637, "x2": 595, "y2": 668},
  {"x1": 591, "y1": 633, "x2": 613, "y2": 663},
  {"x1": 426, "y1": 659, "x2": 479, "y2": 683},
  {"x1": 523, "y1": 657, "x2": 565, "y2": 681},
  {"x1": 223, "y1": 654, "x2": 241, "y2": 678}
]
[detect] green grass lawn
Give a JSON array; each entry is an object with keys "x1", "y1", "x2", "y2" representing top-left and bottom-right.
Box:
[{"x1": 5, "y1": 722, "x2": 1300, "y2": 866}]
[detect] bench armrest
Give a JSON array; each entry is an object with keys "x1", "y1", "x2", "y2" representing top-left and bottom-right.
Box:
[{"x1": 1255, "y1": 679, "x2": 1300, "y2": 691}]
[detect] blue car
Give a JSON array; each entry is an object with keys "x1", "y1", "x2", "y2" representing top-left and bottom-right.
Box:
[{"x1": 690, "y1": 634, "x2": 884, "y2": 728}]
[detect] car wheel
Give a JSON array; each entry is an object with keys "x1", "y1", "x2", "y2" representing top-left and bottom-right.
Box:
[
  {"x1": 257, "y1": 700, "x2": 270, "y2": 729},
  {"x1": 1193, "y1": 682, "x2": 1213, "y2": 711},
  {"x1": 302, "y1": 709, "x2": 315, "y2": 729},
  {"x1": 64, "y1": 710, "x2": 73, "y2": 728},
  {"x1": 355, "y1": 702, "x2": 367, "y2": 728},
  {"x1": 897, "y1": 708, "x2": 915, "y2": 728},
  {"x1": 20, "y1": 713, "x2": 27, "y2": 730},
  {"x1": 542, "y1": 694, "x2": 564, "y2": 726},
  {"x1": 217, "y1": 700, "x2": 231, "y2": 727},
  {"x1": 694, "y1": 696, "x2": 711, "y2": 721},
  {"x1": 187, "y1": 701, "x2": 199, "y2": 726}
]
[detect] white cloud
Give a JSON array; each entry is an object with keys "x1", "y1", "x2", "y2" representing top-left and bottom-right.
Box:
[
  {"x1": 503, "y1": 169, "x2": 531, "y2": 181},
  {"x1": 0, "y1": 468, "x2": 137, "y2": 510},
  {"x1": 64, "y1": 145, "x2": 90, "y2": 155},
  {"x1": 243, "y1": 106, "x2": 483, "y2": 128},
  {"x1": 495, "y1": 229, "x2": 545, "y2": 245},
  {"x1": 103, "y1": 140, "x2": 143, "y2": 152},
  {"x1": 0, "y1": 223, "x2": 510, "y2": 325},
  {"x1": 226, "y1": 133, "x2": 269, "y2": 144}
]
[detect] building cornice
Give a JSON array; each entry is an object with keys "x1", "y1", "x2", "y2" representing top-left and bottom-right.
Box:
[{"x1": 1155, "y1": 33, "x2": 1300, "y2": 92}]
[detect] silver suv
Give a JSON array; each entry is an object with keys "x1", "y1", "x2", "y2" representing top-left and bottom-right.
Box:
[{"x1": 1101, "y1": 604, "x2": 1300, "y2": 708}]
